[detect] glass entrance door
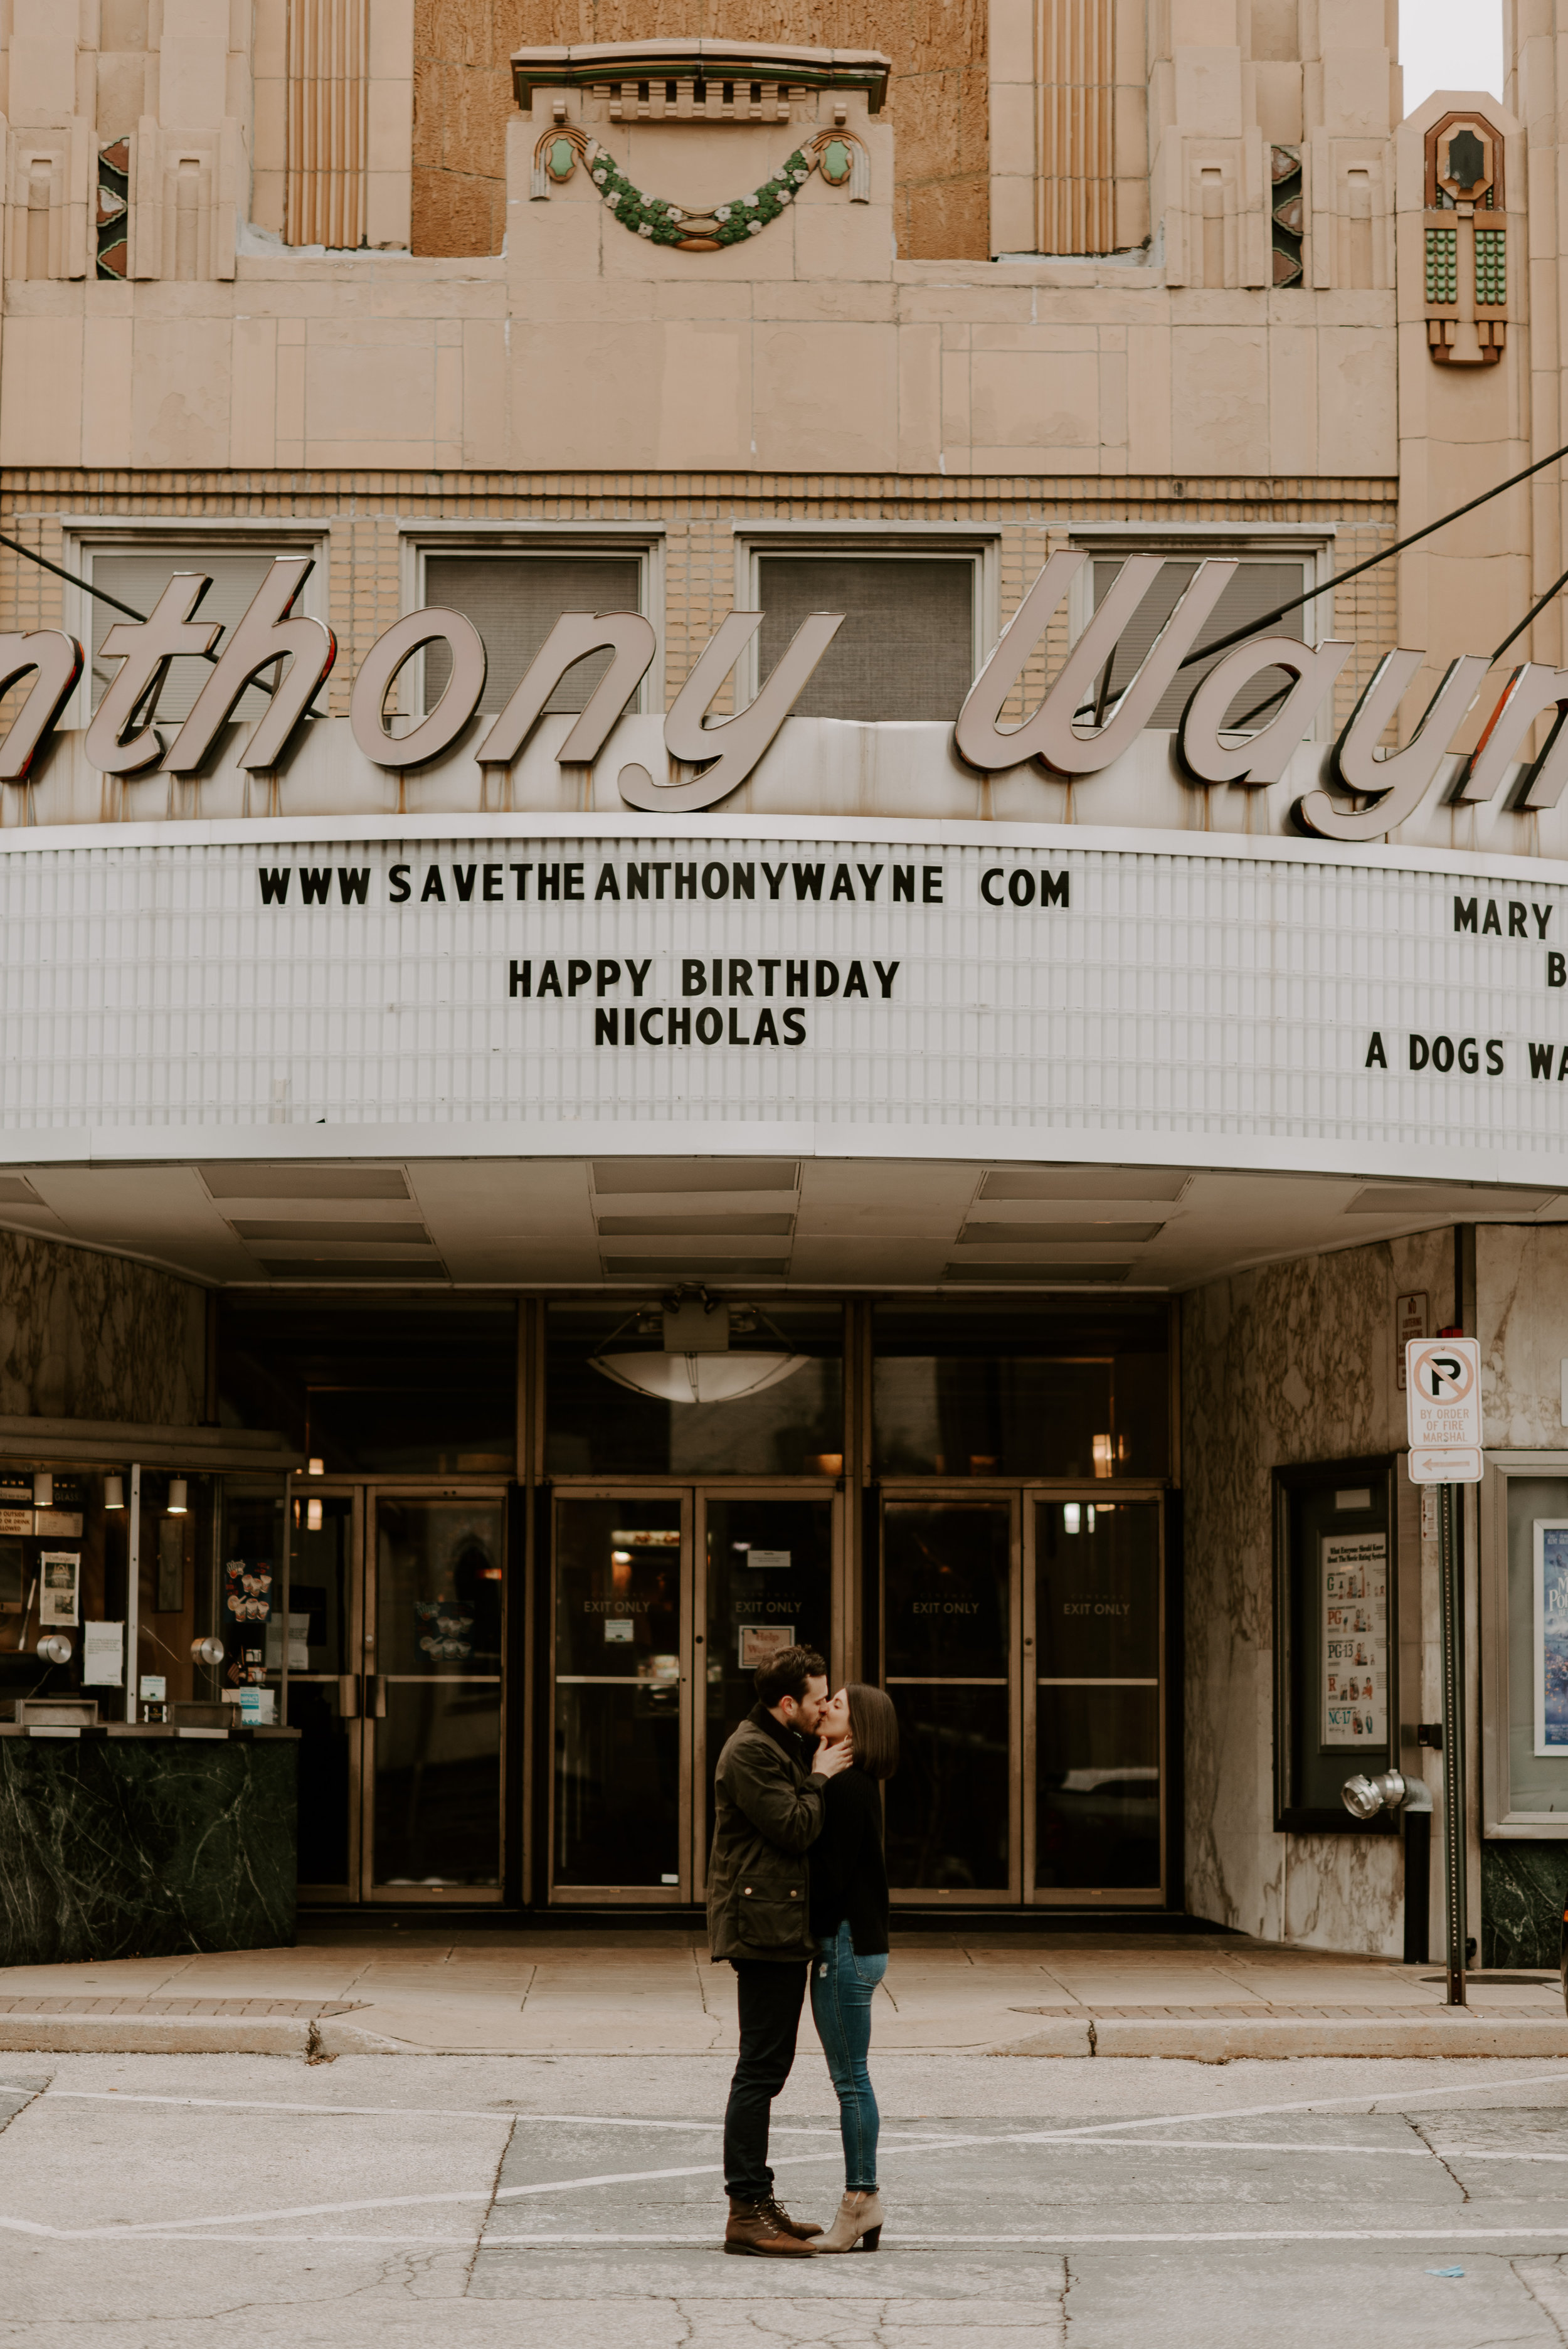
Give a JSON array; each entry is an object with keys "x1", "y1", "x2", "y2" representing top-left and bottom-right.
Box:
[
  {"x1": 881, "y1": 1495, "x2": 1020, "y2": 1900},
  {"x1": 285, "y1": 1482, "x2": 509, "y2": 1902},
  {"x1": 879, "y1": 1486, "x2": 1167, "y2": 1907},
  {"x1": 549, "y1": 1485, "x2": 840, "y2": 1903},
  {"x1": 1029, "y1": 1495, "x2": 1165, "y2": 1902}
]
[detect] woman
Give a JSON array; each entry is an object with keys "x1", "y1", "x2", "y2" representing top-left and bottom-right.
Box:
[{"x1": 807, "y1": 1680, "x2": 899, "y2": 2252}]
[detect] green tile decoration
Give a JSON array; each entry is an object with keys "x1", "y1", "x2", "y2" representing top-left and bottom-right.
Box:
[
  {"x1": 1476, "y1": 226, "x2": 1506, "y2": 305},
  {"x1": 1426, "y1": 225, "x2": 1458, "y2": 304}
]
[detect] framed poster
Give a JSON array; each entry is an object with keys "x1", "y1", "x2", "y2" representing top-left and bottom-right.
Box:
[
  {"x1": 1321, "y1": 1533, "x2": 1389, "y2": 1747},
  {"x1": 1532, "y1": 1520, "x2": 1568, "y2": 1755},
  {"x1": 1271, "y1": 1457, "x2": 1398, "y2": 1832}
]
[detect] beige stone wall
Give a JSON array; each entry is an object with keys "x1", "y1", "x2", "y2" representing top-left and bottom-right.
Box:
[
  {"x1": 410, "y1": 0, "x2": 988, "y2": 260},
  {"x1": 0, "y1": 1230, "x2": 206, "y2": 1426},
  {"x1": 0, "y1": 467, "x2": 1397, "y2": 726},
  {"x1": 1182, "y1": 1228, "x2": 1452, "y2": 1953}
]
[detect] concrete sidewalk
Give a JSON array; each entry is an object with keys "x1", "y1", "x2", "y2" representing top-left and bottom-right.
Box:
[{"x1": 3, "y1": 1930, "x2": 1567, "y2": 2059}]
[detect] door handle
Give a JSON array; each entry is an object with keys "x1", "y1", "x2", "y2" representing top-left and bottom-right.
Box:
[
  {"x1": 368, "y1": 1673, "x2": 388, "y2": 1719},
  {"x1": 338, "y1": 1673, "x2": 361, "y2": 1719}
]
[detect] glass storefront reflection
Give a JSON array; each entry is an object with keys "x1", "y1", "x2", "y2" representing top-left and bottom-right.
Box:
[
  {"x1": 285, "y1": 1492, "x2": 356, "y2": 1890},
  {"x1": 872, "y1": 1303, "x2": 1169, "y2": 1480},
  {"x1": 376, "y1": 1498, "x2": 504, "y2": 1677},
  {"x1": 885, "y1": 1685, "x2": 1011, "y2": 1891},
  {"x1": 373, "y1": 1495, "x2": 506, "y2": 1890},
  {"x1": 704, "y1": 1496, "x2": 833, "y2": 1850},
  {"x1": 554, "y1": 1498, "x2": 684, "y2": 1888},
  {"x1": 884, "y1": 1501, "x2": 1012, "y2": 1892},
  {"x1": 1036, "y1": 1687, "x2": 1160, "y2": 1889},
  {"x1": 546, "y1": 1304, "x2": 845, "y2": 1477},
  {"x1": 884, "y1": 1501, "x2": 1010, "y2": 1678},
  {"x1": 1035, "y1": 1499, "x2": 1162, "y2": 1891},
  {"x1": 374, "y1": 1680, "x2": 502, "y2": 1887},
  {"x1": 0, "y1": 1468, "x2": 130, "y2": 1721}
]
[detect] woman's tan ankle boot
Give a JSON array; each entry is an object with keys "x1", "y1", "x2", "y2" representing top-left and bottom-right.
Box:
[{"x1": 813, "y1": 2188, "x2": 884, "y2": 2252}]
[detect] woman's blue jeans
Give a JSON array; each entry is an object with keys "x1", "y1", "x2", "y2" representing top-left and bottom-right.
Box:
[{"x1": 810, "y1": 1920, "x2": 886, "y2": 2192}]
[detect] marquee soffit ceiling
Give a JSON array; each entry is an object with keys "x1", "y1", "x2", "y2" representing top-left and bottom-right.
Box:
[{"x1": 0, "y1": 1160, "x2": 1557, "y2": 1296}]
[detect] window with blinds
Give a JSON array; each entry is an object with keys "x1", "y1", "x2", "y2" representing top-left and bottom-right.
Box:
[
  {"x1": 756, "y1": 556, "x2": 976, "y2": 724},
  {"x1": 1089, "y1": 558, "x2": 1306, "y2": 729},
  {"x1": 89, "y1": 549, "x2": 302, "y2": 721},
  {"x1": 423, "y1": 554, "x2": 644, "y2": 714}
]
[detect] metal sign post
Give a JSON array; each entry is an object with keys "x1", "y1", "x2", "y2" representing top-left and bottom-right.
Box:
[
  {"x1": 1437, "y1": 1478, "x2": 1466, "y2": 2006},
  {"x1": 1406, "y1": 1335, "x2": 1483, "y2": 2012}
]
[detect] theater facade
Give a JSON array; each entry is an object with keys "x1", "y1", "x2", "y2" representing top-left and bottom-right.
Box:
[{"x1": 1, "y1": 4, "x2": 1567, "y2": 1962}]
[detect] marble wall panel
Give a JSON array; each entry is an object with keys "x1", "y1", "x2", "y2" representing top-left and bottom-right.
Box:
[
  {"x1": 0, "y1": 1737, "x2": 296, "y2": 1965},
  {"x1": 1477, "y1": 1224, "x2": 1568, "y2": 1448},
  {"x1": 1481, "y1": 1842, "x2": 1566, "y2": 1969},
  {"x1": 0, "y1": 1231, "x2": 205, "y2": 1426},
  {"x1": 1182, "y1": 1227, "x2": 1453, "y2": 1953}
]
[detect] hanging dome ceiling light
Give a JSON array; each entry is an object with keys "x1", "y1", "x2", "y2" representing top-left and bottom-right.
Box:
[{"x1": 592, "y1": 1350, "x2": 809, "y2": 1406}]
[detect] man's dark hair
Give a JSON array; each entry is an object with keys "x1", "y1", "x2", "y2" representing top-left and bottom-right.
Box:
[{"x1": 754, "y1": 1644, "x2": 827, "y2": 1708}]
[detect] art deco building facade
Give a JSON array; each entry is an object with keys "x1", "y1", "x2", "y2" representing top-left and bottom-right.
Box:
[{"x1": 0, "y1": 2, "x2": 1564, "y2": 1969}]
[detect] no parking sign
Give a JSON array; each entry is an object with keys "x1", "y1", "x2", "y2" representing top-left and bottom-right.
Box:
[{"x1": 1405, "y1": 1337, "x2": 1483, "y2": 1483}]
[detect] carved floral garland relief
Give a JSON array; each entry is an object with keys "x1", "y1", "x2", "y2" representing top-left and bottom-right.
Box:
[{"x1": 531, "y1": 124, "x2": 868, "y2": 250}]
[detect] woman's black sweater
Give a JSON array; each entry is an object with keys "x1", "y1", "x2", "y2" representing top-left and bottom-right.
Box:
[{"x1": 808, "y1": 1766, "x2": 889, "y2": 1955}]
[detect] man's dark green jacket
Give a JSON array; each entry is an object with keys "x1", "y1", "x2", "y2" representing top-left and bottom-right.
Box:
[{"x1": 707, "y1": 1702, "x2": 827, "y2": 1963}]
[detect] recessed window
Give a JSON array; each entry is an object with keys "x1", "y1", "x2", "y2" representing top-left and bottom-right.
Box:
[
  {"x1": 423, "y1": 553, "x2": 644, "y2": 714},
  {"x1": 756, "y1": 555, "x2": 976, "y2": 723},
  {"x1": 88, "y1": 546, "x2": 308, "y2": 721},
  {"x1": 1089, "y1": 556, "x2": 1308, "y2": 729}
]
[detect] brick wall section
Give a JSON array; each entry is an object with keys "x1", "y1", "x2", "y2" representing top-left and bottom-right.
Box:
[
  {"x1": 0, "y1": 471, "x2": 1398, "y2": 726},
  {"x1": 411, "y1": 0, "x2": 989, "y2": 260}
]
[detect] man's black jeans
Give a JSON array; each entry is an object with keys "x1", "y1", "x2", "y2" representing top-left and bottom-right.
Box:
[{"x1": 723, "y1": 1958, "x2": 808, "y2": 2200}]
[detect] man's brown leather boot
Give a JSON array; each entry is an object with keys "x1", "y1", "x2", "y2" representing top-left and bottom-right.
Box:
[
  {"x1": 723, "y1": 2197, "x2": 820, "y2": 2256},
  {"x1": 760, "y1": 2193, "x2": 824, "y2": 2240}
]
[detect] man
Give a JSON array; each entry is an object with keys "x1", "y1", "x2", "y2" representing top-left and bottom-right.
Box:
[{"x1": 707, "y1": 1641, "x2": 851, "y2": 2257}]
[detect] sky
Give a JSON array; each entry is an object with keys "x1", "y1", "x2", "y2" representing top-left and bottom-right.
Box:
[{"x1": 1400, "y1": 0, "x2": 1504, "y2": 109}]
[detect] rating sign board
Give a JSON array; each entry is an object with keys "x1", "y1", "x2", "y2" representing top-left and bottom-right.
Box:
[{"x1": 1406, "y1": 1337, "x2": 1484, "y2": 1484}]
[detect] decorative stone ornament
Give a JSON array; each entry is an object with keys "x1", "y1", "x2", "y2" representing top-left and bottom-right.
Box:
[
  {"x1": 1421, "y1": 109, "x2": 1509, "y2": 365},
  {"x1": 532, "y1": 126, "x2": 868, "y2": 249},
  {"x1": 531, "y1": 122, "x2": 591, "y2": 198}
]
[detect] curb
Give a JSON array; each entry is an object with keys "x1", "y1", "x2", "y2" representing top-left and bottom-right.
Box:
[
  {"x1": 0, "y1": 2016, "x2": 403, "y2": 2058},
  {"x1": 992, "y1": 2015, "x2": 1568, "y2": 2060},
  {"x1": 6, "y1": 2012, "x2": 1566, "y2": 2061}
]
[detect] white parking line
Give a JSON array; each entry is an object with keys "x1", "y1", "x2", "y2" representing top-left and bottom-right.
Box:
[
  {"x1": 2, "y1": 2064, "x2": 1567, "y2": 2247},
  {"x1": 0, "y1": 2090, "x2": 842, "y2": 2139}
]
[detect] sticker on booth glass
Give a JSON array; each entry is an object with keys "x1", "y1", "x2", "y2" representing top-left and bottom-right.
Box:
[
  {"x1": 605, "y1": 1618, "x2": 633, "y2": 1643},
  {"x1": 747, "y1": 1551, "x2": 792, "y2": 1572},
  {"x1": 38, "y1": 1551, "x2": 80, "y2": 1627},
  {"x1": 739, "y1": 1624, "x2": 793, "y2": 1670}
]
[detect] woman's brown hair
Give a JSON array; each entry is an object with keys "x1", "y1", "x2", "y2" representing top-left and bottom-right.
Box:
[{"x1": 845, "y1": 1683, "x2": 899, "y2": 1780}]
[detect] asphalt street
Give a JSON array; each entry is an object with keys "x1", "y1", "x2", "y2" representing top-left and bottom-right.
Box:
[{"x1": 3, "y1": 2051, "x2": 1568, "y2": 2346}]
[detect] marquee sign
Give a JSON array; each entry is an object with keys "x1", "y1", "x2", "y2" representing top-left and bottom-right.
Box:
[
  {"x1": 3, "y1": 817, "x2": 1568, "y2": 1183},
  {"x1": 0, "y1": 553, "x2": 1556, "y2": 846}
]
